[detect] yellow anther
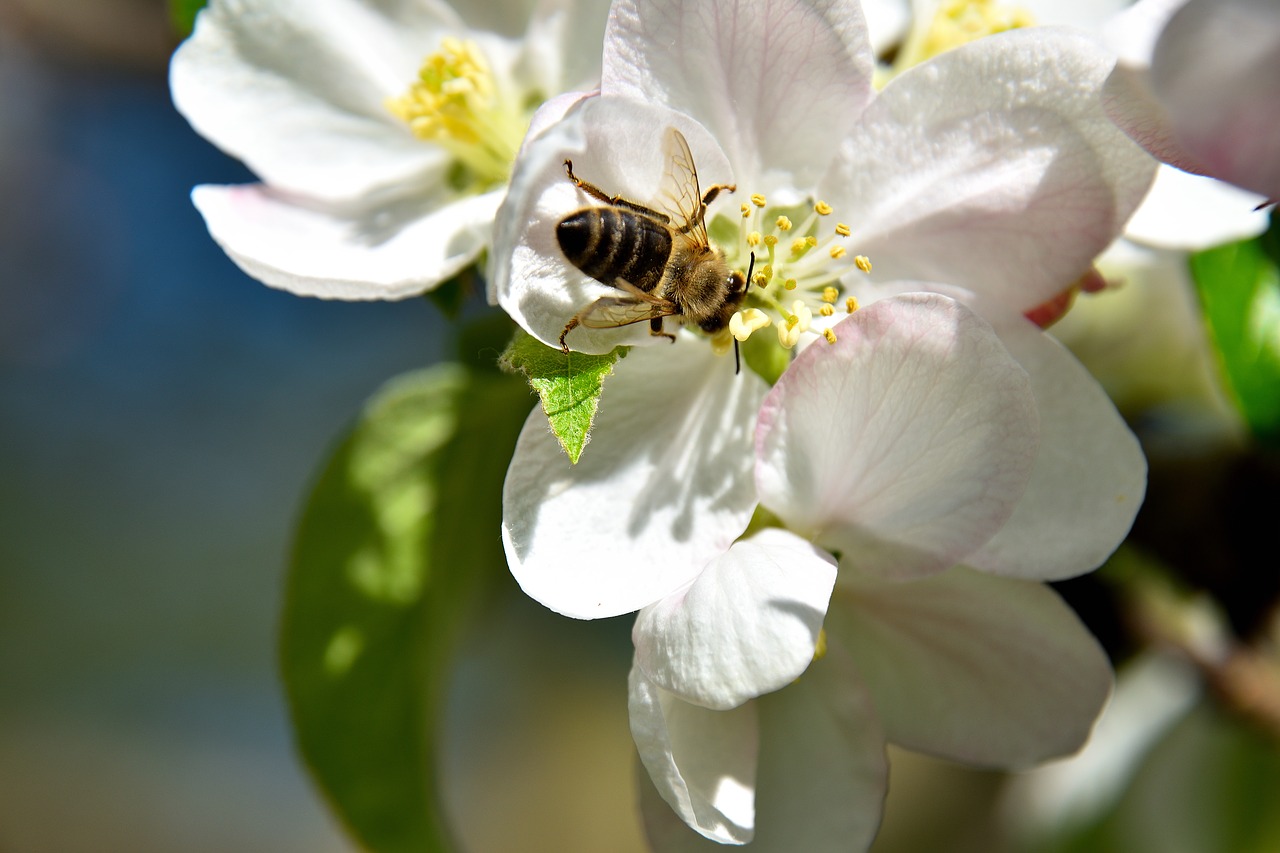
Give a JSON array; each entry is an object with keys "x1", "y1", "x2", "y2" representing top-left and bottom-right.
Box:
[
  {"x1": 813, "y1": 628, "x2": 828, "y2": 660},
  {"x1": 790, "y1": 300, "x2": 812, "y2": 330},
  {"x1": 855, "y1": 255, "x2": 873, "y2": 273},
  {"x1": 845, "y1": 296, "x2": 859, "y2": 313},
  {"x1": 783, "y1": 278, "x2": 797, "y2": 290},
  {"x1": 823, "y1": 328, "x2": 838, "y2": 344},
  {"x1": 760, "y1": 264, "x2": 774, "y2": 280},
  {"x1": 386, "y1": 38, "x2": 523, "y2": 187},
  {"x1": 751, "y1": 194, "x2": 767, "y2": 208},
  {"x1": 835, "y1": 222, "x2": 851, "y2": 237},
  {"x1": 763, "y1": 234, "x2": 779, "y2": 248},
  {"x1": 775, "y1": 215, "x2": 793, "y2": 231},
  {"x1": 806, "y1": 235, "x2": 818, "y2": 247},
  {"x1": 821, "y1": 286, "x2": 839, "y2": 303},
  {"x1": 820, "y1": 304, "x2": 835, "y2": 317},
  {"x1": 830, "y1": 245, "x2": 847, "y2": 259},
  {"x1": 741, "y1": 203, "x2": 752, "y2": 218},
  {"x1": 729, "y1": 308, "x2": 772, "y2": 342},
  {"x1": 747, "y1": 231, "x2": 763, "y2": 247},
  {"x1": 752, "y1": 273, "x2": 769, "y2": 288},
  {"x1": 790, "y1": 238, "x2": 810, "y2": 255},
  {"x1": 814, "y1": 201, "x2": 833, "y2": 216}
]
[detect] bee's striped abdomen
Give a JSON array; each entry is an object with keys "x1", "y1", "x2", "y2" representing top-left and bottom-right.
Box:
[{"x1": 556, "y1": 207, "x2": 672, "y2": 294}]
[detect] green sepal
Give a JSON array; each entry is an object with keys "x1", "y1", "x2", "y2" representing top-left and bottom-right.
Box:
[
  {"x1": 280, "y1": 363, "x2": 530, "y2": 853},
  {"x1": 1190, "y1": 229, "x2": 1280, "y2": 447},
  {"x1": 500, "y1": 331, "x2": 626, "y2": 463}
]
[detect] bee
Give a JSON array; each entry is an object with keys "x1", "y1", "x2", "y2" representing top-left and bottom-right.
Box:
[{"x1": 556, "y1": 127, "x2": 747, "y2": 354}]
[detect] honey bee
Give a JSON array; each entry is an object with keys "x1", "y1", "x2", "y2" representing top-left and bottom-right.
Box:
[{"x1": 556, "y1": 127, "x2": 747, "y2": 354}]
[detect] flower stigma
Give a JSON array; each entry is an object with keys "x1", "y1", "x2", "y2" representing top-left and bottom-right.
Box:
[
  {"x1": 712, "y1": 195, "x2": 872, "y2": 353},
  {"x1": 386, "y1": 38, "x2": 532, "y2": 191}
]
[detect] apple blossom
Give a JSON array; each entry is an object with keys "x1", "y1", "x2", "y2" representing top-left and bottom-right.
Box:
[
  {"x1": 491, "y1": 0, "x2": 1151, "y2": 845},
  {"x1": 1104, "y1": 0, "x2": 1280, "y2": 201},
  {"x1": 170, "y1": 0, "x2": 608, "y2": 299}
]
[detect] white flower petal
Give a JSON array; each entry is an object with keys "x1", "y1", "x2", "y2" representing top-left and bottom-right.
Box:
[
  {"x1": 756, "y1": 293, "x2": 1039, "y2": 580},
  {"x1": 862, "y1": 0, "x2": 911, "y2": 55},
  {"x1": 636, "y1": 645, "x2": 887, "y2": 853},
  {"x1": 829, "y1": 566, "x2": 1113, "y2": 768},
  {"x1": 503, "y1": 338, "x2": 767, "y2": 619},
  {"x1": 1148, "y1": 0, "x2": 1280, "y2": 200},
  {"x1": 633, "y1": 529, "x2": 837, "y2": 710},
  {"x1": 630, "y1": 664, "x2": 759, "y2": 845},
  {"x1": 192, "y1": 184, "x2": 500, "y2": 299},
  {"x1": 826, "y1": 27, "x2": 1155, "y2": 313},
  {"x1": 602, "y1": 0, "x2": 876, "y2": 192},
  {"x1": 1021, "y1": 0, "x2": 1133, "y2": 31},
  {"x1": 1102, "y1": 0, "x2": 1187, "y2": 66},
  {"x1": 492, "y1": 97, "x2": 734, "y2": 352},
  {"x1": 171, "y1": 0, "x2": 464, "y2": 202},
  {"x1": 963, "y1": 305, "x2": 1146, "y2": 580},
  {"x1": 1123, "y1": 165, "x2": 1270, "y2": 251},
  {"x1": 517, "y1": 0, "x2": 613, "y2": 95}
]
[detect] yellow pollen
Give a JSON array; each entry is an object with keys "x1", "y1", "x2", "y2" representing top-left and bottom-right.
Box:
[
  {"x1": 821, "y1": 286, "x2": 839, "y2": 303},
  {"x1": 764, "y1": 234, "x2": 779, "y2": 248},
  {"x1": 751, "y1": 194, "x2": 768, "y2": 208},
  {"x1": 823, "y1": 328, "x2": 838, "y2": 344},
  {"x1": 814, "y1": 201, "x2": 833, "y2": 216},
  {"x1": 855, "y1": 255, "x2": 873, "y2": 273},
  {"x1": 752, "y1": 273, "x2": 769, "y2": 288},
  {"x1": 820, "y1": 304, "x2": 835, "y2": 317},
  {"x1": 747, "y1": 231, "x2": 763, "y2": 247},
  {"x1": 835, "y1": 222, "x2": 851, "y2": 237},
  {"x1": 386, "y1": 38, "x2": 523, "y2": 188},
  {"x1": 741, "y1": 203, "x2": 752, "y2": 218},
  {"x1": 846, "y1": 296, "x2": 859, "y2": 313},
  {"x1": 729, "y1": 308, "x2": 772, "y2": 341},
  {"x1": 784, "y1": 278, "x2": 797, "y2": 290},
  {"x1": 775, "y1": 215, "x2": 793, "y2": 231},
  {"x1": 790, "y1": 238, "x2": 810, "y2": 255},
  {"x1": 830, "y1": 245, "x2": 847, "y2": 259}
]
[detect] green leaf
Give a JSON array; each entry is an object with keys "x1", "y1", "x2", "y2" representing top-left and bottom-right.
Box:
[
  {"x1": 1190, "y1": 235, "x2": 1280, "y2": 446},
  {"x1": 500, "y1": 331, "x2": 625, "y2": 463},
  {"x1": 281, "y1": 363, "x2": 531, "y2": 853},
  {"x1": 168, "y1": 0, "x2": 206, "y2": 37}
]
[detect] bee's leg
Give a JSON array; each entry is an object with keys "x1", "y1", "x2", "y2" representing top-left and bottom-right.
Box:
[
  {"x1": 563, "y1": 161, "x2": 672, "y2": 223},
  {"x1": 701, "y1": 183, "x2": 736, "y2": 207},
  {"x1": 649, "y1": 317, "x2": 677, "y2": 343},
  {"x1": 559, "y1": 316, "x2": 580, "y2": 354}
]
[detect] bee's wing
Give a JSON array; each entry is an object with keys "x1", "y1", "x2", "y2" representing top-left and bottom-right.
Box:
[
  {"x1": 656, "y1": 128, "x2": 710, "y2": 249},
  {"x1": 576, "y1": 284, "x2": 677, "y2": 330}
]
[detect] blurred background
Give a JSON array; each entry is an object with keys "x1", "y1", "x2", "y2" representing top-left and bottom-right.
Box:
[{"x1": 1, "y1": 1, "x2": 1278, "y2": 852}]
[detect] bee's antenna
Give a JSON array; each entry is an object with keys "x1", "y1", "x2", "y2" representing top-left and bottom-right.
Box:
[
  {"x1": 734, "y1": 338, "x2": 741, "y2": 375},
  {"x1": 746, "y1": 251, "x2": 756, "y2": 288}
]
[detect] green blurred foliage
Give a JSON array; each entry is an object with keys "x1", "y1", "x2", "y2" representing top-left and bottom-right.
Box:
[
  {"x1": 168, "y1": 0, "x2": 206, "y2": 37},
  {"x1": 280, "y1": 355, "x2": 531, "y2": 852},
  {"x1": 1191, "y1": 220, "x2": 1280, "y2": 448}
]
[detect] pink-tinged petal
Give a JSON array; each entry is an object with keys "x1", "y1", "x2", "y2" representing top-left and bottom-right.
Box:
[
  {"x1": 1102, "y1": 64, "x2": 1208, "y2": 177},
  {"x1": 962, "y1": 304, "x2": 1145, "y2": 580},
  {"x1": 630, "y1": 665, "x2": 759, "y2": 845},
  {"x1": 1123, "y1": 165, "x2": 1270, "y2": 251},
  {"x1": 634, "y1": 529, "x2": 837, "y2": 711},
  {"x1": 491, "y1": 96, "x2": 734, "y2": 352},
  {"x1": 503, "y1": 339, "x2": 767, "y2": 619},
  {"x1": 191, "y1": 184, "x2": 499, "y2": 299},
  {"x1": 602, "y1": 0, "x2": 876, "y2": 192},
  {"x1": 756, "y1": 293, "x2": 1039, "y2": 580},
  {"x1": 826, "y1": 27, "x2": 1156, "y2": 314},
  {"x1": 171, "y1": 0, "x2": 467, "y2": 202},
  {"x1": 1148, "y1": 0, "x2": 1280, "y2": 200},
  {"x1": 639, "y1": 644, "x2": 888, "y2": 853},
  {"x1": 830, "y1": 566, "x2": 1113, "y2": 768}
]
